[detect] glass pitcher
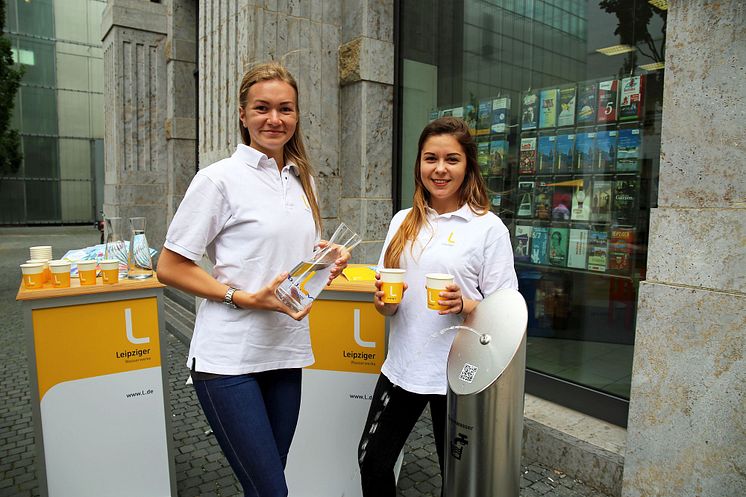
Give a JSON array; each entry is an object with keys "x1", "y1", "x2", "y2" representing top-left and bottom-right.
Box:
[
  {"x1": 104, "y1": 217, "x2": 128, "y2": 276},
  {"x1": 275, "y1": 222, "x2": 362, "y2": 312},
  {"x1": 127, "y1": 217, "x2": 153, "y2": 279}
]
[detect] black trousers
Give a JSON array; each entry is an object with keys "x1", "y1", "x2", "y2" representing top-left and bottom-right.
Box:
[{"x1": 358, "y1": 373, "x2": 446, "y2": 497}]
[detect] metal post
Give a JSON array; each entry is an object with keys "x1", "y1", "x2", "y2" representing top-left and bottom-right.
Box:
[{"x1": 444, "y1": 288, "x2": 528, "y2": 497}]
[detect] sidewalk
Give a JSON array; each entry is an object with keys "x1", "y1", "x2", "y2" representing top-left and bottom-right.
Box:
[{"x1": 0, "y1": 226, "x2": 613, "y2": 497}]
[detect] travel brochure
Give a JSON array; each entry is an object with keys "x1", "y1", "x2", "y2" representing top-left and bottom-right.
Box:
[
  {"x1": 597, "y1": 79, "x2": 619, "y2": 123},
  {"x1": 521, "y1": 76, "x2": 644, "y2": 129},
  {"x1": 519, "y1": 137, "x2": 537, "y2": 174},
  {"x1": 520, "y1": 126, "x2": 640, "y2": 174},
  {"x1": 576, "y1": 82, "x2": 597, "y2": 125},
  {"x1": 514, "y1": 222, "x2": 636, "y2": 275},
  {"x1": 491, "y1": 97, "x2": 510, "y2": 134},
  {"x1": 619, "y1": 76, "x2": 644, "y2": 121},
  {"x1": 587, "y1": 230, "x2": 609, "y2": 272},
  {"x1": 609, "y1": 228, "x2": 635, "y2": 273},
  {"x1": 426, "y1": 74, "x2": 648, "y2": 277},
  {"x1": 477, "y1": 138, "x2": 509, "y2": 176},
  {"x1": 427, "y1": 76, "x2": 643, "y2": 136},
  {"x1": 537, "y1": 134, "x2": 556, "y2": 175},
  {"x1": 513, "y1": 176, "x2": 638, "y2": 226},
  {"x1": 539, "y1": 89, "x2": 558, "y2": 129},
  {"x1": 558, "y1": 87, "x2": 577, "y2": 127},
  {"x1": 511, "y1": 173, "x2": 638, "y2": 274}
]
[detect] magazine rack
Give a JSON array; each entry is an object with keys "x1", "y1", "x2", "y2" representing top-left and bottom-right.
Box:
[{"x1": 428, "y1": 74, "x2": 652, "y2": 342}]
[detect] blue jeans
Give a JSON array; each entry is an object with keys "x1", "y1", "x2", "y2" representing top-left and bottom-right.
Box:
[{"x1": 193, "y1": 368, "x2": 302, "y2": 497}]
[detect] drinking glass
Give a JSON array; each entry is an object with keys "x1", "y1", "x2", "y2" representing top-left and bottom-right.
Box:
[
  {"x1": 104, "y1": 217, "x2": 128, "y2": 276},
  {"x1": 275, "y1": 222, "x2": 362, "y2": 312},
  {"x1": 127, "y1": 217, "x2": 153, "y2": 279}
]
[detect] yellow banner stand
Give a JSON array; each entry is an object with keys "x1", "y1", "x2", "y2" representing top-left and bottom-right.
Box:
[
  {"x1": 286, "y1": 268, "x2": 388, "y2": 496},
  {"x1": 17, "y1": 275, "x2": 176, "y2": 497}
]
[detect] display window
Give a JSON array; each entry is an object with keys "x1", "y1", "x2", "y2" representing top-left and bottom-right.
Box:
[{"x1": 398, "y1": 0, "x2": 667, "y2": 424}]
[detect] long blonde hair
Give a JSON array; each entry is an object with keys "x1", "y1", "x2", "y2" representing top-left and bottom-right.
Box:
[
  {"x1": 384, "y1": 117, "x2": 490, "y2": 268},
  {"x1": 238, "y1": 62, "x2": 322, "y2": 232}
]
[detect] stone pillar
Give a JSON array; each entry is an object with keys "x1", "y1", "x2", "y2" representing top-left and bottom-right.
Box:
[
  {"x1": 622, "y1": 2, "x2": 746, "y2": 497},
  {"x1": 165, "y1": 0, "x2": 197, "y2": 224},
  {"x1": 198, "y1": 1, "x2": 345, "y2": 237},
  {"x1": 102, "y1": 0, "x2": 169, "y2": 249},
  {"x1": 339, "y1": 0, "x2": 395, "y2": 263}
]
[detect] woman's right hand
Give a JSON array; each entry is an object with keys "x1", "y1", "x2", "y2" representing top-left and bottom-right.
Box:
[
  {"x1": 233, "y1": 273, "x2": 311, "y2": 321},
  {"x1": 373, "y1": 273, "x2": 407, "y2": 316}
]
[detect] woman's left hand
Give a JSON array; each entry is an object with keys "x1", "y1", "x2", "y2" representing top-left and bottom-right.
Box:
[
  {"x1": 438, "y1": 283, "x2": 465, "y2": 316},
  {"x1": 317, "y1": 240, "x2": 351, "y2": 284}
]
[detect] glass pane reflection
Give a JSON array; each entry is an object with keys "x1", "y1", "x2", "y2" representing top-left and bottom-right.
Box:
[{"x1": 400, "y1": 0, "x2": 667, "y2": 402}]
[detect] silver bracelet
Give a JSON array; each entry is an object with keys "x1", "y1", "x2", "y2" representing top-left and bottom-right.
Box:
[{"x1": 223, "y1": 287, "x2": 238, "y2": 309}]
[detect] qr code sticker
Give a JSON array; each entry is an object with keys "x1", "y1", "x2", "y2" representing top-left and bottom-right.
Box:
[{"x1": 459, "y1": 363, "x2": 478, "y2": 383}]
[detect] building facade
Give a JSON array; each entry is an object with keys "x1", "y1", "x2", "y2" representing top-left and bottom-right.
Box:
[
  {"x1": 100, "y1": 1, "x2": 744, "y2": 496},
  {"x1": 2, "y1": 0, "x2": 106, "y2": 225}
]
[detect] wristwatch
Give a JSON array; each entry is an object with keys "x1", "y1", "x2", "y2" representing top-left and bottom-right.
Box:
[{"x1": 223, "y1": 287, "x2": 238, "y2": 309}]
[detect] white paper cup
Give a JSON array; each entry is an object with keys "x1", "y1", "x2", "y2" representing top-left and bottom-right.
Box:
[
  {"x1": 425, "y1": 273, "x2": 454, "y2": 311},
  {"x1": 27, "y1": 258, "x2": 50, "y2": 283},
  {"x1": 100, "y1": 259, "x2": 120, "y2": 284},
  {"x1": 379, "y1": 268, "x2": 406, "y2": 304},
  {"x1": 20, "y1": 262, "x2": 45, "y2": 289},
  {"x1": 76, "y1": 260, "x2": 97, "y2": 271},
  {"x1": 48, "y1": 260, "x2": 72, "y2": 288},
  {"x1": 77, "y1": 260, "x2": 98, "y2": 286}
]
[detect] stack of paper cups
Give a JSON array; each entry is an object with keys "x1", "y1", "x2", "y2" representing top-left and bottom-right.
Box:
[
  {"x1": 29, "y1": 246, "x2": 53, "y2": 283},
  {"x1": 30, "y1": 245, "x2": 53, "y2": 261}
]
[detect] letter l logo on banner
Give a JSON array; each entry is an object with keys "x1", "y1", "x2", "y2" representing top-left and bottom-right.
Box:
[
  {"x1": 353, "y1": 309, "x2": 375, "y2": 348},
  {"x1": 125, "y1": 308, "x2": 150, "y2": 344}
]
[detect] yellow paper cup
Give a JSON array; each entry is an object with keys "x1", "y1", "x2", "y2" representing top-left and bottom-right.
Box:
[
  {"x1": 425, "y1": 273, "x2": 454, "y2": 311},
  {"x1": 21, "y1": 263, "x2": 45, "y2": 289},
  {"x1": 379, "y1": 268, "x2": 406, "y2": 304},
  {"x1": 48, "y1": 260, "x2": 72, "y2": 288},
  {"x1": 77, "y1": 260, "x2": 98, "y2": 286},
  {"x1": 27, "y1": 258, "x2": 50, "y2": 283},
  {"x1": 100, "y1": 259, "x2": 120, "y2": 285}
]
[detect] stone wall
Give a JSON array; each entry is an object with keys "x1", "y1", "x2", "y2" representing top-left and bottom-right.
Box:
[
  {"x1": 197, "y1": 2, "x2": 339, "y2": 223},
  {"x1": 622, "y1": 1, "x2": 746, "y2": 496},
  {"x1": 165, "y1": 1, "x2": 198, "y2": 227},
  {"x1": 338, "y1": 0, "x2": 395, "y2": 263},
  {"x1": 198, "y1": 0, "x2": 394, "y2": 260},
  {"x1": 102, "y1": 0, "x2": 197, "y2": 249}
]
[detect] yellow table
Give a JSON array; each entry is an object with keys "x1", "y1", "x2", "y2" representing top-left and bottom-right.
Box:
[
  {"x1": 17, "y1": 275, "x2": 176, "y2": 497},
  {"x1": 286, "y1": 266, "x2": 387, "y2": 497}
]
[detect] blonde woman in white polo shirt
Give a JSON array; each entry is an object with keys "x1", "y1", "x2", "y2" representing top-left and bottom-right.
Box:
[
  {"x1": 358, "y1": 117, "x2": 518, "y2": 496},
  {"x1": 157, "y1": 62, "x2": 348, "y2": 497}
]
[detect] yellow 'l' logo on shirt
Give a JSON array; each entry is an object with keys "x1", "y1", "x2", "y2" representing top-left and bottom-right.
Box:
[{"x1": 447, "y1": 231, "x2": 456, "y2": 244}]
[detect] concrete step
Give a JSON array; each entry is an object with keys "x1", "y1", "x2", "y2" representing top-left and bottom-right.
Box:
[{"x1": 523, "y1": 395, "x2": 625, "y2": 496}]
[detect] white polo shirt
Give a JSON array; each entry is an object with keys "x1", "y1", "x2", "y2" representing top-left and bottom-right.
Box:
[
  {"x1": 378, "y1": 204, "x2": 518, "y2": 394},
  {"x1": 164, "y1": 144, "x2": 317, "y2": 374}
]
